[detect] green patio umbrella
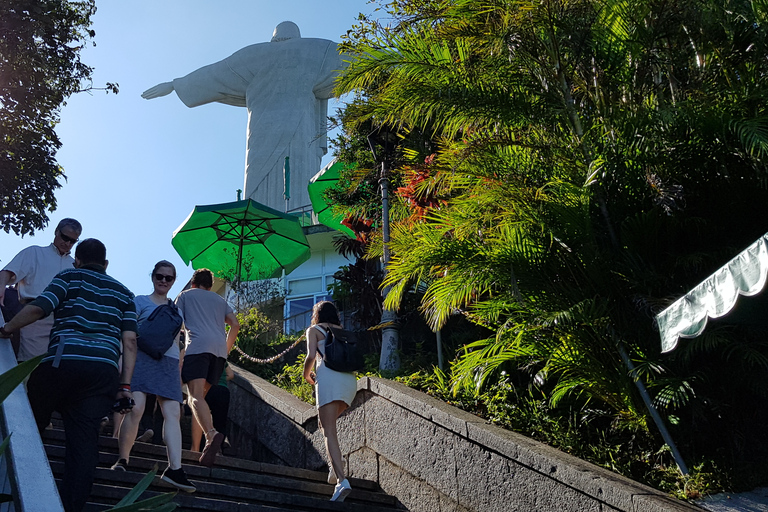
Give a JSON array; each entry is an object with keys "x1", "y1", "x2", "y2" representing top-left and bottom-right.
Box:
[
  {"x1": 172, "y1": 199, "x2": 310, "y2": 281},
  {"x1": 308, "y1": 159, "x2": 355, "y2": 236}
]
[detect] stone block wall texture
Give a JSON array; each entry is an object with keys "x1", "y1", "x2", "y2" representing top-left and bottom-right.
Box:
[{"x1": 227, "y1": 365, "x2": 699, "y2": 512}]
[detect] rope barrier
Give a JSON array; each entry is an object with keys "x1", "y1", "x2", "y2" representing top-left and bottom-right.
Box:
[
  {"x1": 233, "y1": 334, "x2": 305, "y2": 364},
  {"x1": 232, "y1": 323, "x2": 380, "y2": 364}
]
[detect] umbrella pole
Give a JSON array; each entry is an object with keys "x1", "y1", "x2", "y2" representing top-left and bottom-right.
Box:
[
  {"x1": 616, "y1": 342, "x2": 688, "y2": 475},
  {"x1": 236, "y1": 221, "x2": 245, "y2": 312}
]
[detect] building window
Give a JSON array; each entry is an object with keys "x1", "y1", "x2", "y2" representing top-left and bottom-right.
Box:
[
  {"x1": 287, "y1": 277, "x2": 323, "y2": 295},
  {"x1": 285, "y1": 293, "x2": 335, "y2": 333},
  {"x1": 287, "y1": 297, "x2": 315, "y2": 334}
]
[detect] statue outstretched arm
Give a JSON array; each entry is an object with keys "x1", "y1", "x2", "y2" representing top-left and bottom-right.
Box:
[{"x1": 141, "y1": 82, "x2": 175, "y2": 99}]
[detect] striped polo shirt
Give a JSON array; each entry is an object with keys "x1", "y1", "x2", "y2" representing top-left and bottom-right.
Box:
[{"x1": 31, "y1": 264, "x2": 138, "y2": 369}]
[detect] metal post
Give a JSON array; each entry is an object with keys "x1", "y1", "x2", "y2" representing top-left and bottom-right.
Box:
[
  {"x1": 436, "y1": 329, "x2": 444, "y2": 371},
  {"x1": 616, "y1": 343, "x2": 689, "y2": 475},
  {"x1": 283, "y1": 156, "x2": 291, "y2": 213},
  {"x1": 379, "y1": 160, "x2": 400, "y2": 371}
]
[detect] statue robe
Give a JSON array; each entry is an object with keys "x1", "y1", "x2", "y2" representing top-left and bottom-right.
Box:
[{"x1": 172, "y1": 38, "x2": 345, "y2": 212}]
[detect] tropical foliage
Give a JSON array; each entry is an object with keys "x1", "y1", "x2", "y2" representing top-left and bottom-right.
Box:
[
  {"x1": 329, "y1": 0, "x2": 768, "y2": 490},
  {"x1": 0, "y1": 0, "x2": 117, "y2": 236}
]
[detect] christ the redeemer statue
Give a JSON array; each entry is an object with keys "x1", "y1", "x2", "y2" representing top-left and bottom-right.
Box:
[{"x1": 142, "y1": 21, "x2": 346, "y2": 212}]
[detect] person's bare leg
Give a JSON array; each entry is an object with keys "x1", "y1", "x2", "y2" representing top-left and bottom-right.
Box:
[
  {"x1": 318, "y1": 401, "x2": 347, "y2": 482},
  {"x1": 158, "y1": 397, "x2": 183, "y2": 470},
  {"x1": 117, "y1": 392, "x2": 147, "y2": 462},
  {"x1": 111, "y1": 410, "x2": 125, "y2": 439},
  {"x1": 186, "y1": 378, "x2": 215, "y2": 441},
  {"x1": 190, "y1": 413, "x2": 203, "y2": 452}
]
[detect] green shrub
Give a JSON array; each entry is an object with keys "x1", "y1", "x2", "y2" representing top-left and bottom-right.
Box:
[{"x1": 273, "y1": 355, "x2": 316, "y2": 405}]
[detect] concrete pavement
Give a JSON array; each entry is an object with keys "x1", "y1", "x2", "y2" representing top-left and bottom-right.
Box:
[{"x1": 697, "y1": 487, "x2": 768, "y2": 511}]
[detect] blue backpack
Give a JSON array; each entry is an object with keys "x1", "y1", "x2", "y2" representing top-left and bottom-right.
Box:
[{"x1": 137, "y1": 300, "x2": 183, "y2": 359}]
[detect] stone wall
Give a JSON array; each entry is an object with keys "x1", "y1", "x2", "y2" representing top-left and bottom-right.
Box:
[{"x1": 227, "y1": 365, "x2": 699, "y2": 512}]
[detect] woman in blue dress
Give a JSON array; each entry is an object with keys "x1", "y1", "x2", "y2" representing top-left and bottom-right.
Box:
[{"x1": 111, "y1": 261, "x2": 195, "y2": 492}]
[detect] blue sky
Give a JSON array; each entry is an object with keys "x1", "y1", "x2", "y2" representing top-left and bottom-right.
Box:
[{"x1": 1, "y1": 0, "x2": 371, "y2": 296}]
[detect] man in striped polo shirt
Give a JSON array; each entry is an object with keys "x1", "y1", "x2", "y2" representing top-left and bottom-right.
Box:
[{"x1": 0, "y1": 238, "x2": 138, "y2": 512}]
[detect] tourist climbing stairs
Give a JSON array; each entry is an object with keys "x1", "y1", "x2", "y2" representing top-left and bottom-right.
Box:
[{"x1": 41, "y1": 424, "x2": 401, "y2": 511}]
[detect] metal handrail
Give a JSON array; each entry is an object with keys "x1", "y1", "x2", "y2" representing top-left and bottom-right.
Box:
[{"x1": 0, "y1": 341, "x2": 63, "y2": 511}]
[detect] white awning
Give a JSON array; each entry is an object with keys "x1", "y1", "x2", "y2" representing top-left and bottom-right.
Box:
[{"x1": 656, "y1": 232, "x2": 768, "y2": 353}]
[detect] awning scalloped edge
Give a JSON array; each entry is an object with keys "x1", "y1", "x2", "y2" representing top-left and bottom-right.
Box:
[{"x1": 656, "y1": 232, "x2": 768, "y2": 353}]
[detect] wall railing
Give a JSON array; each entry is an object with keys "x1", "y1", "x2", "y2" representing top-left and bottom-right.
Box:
[
  {"x1": 0, "y1": 341, "x2": 63, "y2": 511},
  {"x1": 226, "y1": 365, "x2": 700, "y2": 512}
]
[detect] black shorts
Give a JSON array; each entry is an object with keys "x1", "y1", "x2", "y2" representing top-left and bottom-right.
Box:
[{"x1": 181, "y1": 353, "x2": 226, "y2": 386}]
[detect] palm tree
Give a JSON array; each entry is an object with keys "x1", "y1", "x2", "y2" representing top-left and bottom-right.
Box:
[{"x1": 333, "y1": 0, "x2": 768, "y2": 451}]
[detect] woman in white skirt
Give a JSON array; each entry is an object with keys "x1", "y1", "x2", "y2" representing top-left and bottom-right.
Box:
[{"x1": 303, "y1": 301, "x2": 357, "y2": 502}]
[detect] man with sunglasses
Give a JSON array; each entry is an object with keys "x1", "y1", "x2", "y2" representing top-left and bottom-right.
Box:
[{"x1": 0, "y1": 218, "x2": 82, "y2": 361}]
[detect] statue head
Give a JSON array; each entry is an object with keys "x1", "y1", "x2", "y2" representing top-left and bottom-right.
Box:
[{"x1": 271, "y1": 21, "x2": 301, "y2": 42}]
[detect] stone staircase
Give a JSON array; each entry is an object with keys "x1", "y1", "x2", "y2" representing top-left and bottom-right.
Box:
[{"x1": 41, "y1": 427, "x2": 401, "y2": 511}]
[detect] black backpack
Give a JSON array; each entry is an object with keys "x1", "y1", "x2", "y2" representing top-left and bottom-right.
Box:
[
  {"x1": 317, "y1": 325, "x2": 365, "y2": 373},
  {"x1": 1, "y1": 286, "x2": 22, "y2": 322},
  {"x1": 137, "y1": 300, "x2": 183, "y2": 359}
]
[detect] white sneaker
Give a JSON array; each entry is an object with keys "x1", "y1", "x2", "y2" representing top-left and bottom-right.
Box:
[
  {"x1": 330, "y1": 478, "x2": 351, "y2": 502},
  {"x1": 328, "y1": 466, "x2": 337, "y2": 485}
]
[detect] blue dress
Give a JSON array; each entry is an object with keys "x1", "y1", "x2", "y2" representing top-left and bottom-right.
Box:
[{"x1": 131, "y1": 295, "x2": 183, "y2": 403}]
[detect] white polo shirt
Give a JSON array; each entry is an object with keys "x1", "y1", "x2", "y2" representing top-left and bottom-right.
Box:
[
  {"x1": 3, "y1": 243, "x2": 74, "y2": 300},
  {"x1": 3, "y1": 243, "x2": 74, "y2": 361}
]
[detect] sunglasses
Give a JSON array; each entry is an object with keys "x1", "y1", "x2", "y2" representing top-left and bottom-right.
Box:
[
  {"x1": 59, "y1": 233, "x2": 78, "y2": 244},
  {"x1": 153, "y1": 273, "x2": 175, "y2": 282}
]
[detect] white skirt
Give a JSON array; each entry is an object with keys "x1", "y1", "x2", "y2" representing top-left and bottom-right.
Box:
[{"x1": 315, "y1": 357, "x2": 357, "y2": 408}]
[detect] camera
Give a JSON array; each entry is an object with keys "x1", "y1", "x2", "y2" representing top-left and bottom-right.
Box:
[{"x1": 111, "y1": 396, "x2": 135, "y2": 412}]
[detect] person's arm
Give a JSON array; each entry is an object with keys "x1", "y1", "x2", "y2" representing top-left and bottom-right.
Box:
[
  {"x1": 115, "y1": 330, "x2": 137, "y2": 412},
  {"x1": 225, "y1": 365, "x2": 234, "y2": 381},
  {"x1": 178, "y1": 347, "x2": 185, "y2": 387},
  {"x1": 1, "y1": 269, "x2": 66, "y2": 336},
  {"x1": 224, "y1": 312, "x2": 240, "y2": 353},
  {"x1": 178, "y1": 331, "x2": 185, "y2": 372},
  {"x1": 0, "y1": 269, "x2": 16, "y2": 306},
  {"x1": 303, "y1": 327, "x2": 318, "y2": 385},
  {"x1": 0, "y1": 304, "x2": 44, "y2": 337}
]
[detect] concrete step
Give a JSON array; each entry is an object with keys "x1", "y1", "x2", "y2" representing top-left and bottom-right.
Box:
[
  {"x1": 47, "y1": 454, "x2": 394, "y2": 508},
  {"x1": 43, "y1": 428, "x2": 400, "y2": 511},
  {"x1": 44, "y1": 428, "x2": 381, "y2": 492}
]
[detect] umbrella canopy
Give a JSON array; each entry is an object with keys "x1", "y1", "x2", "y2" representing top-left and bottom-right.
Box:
[
  {"x1": 172, "y1": 199, "x2": 311, "y2": 281},
  {"x1": 308, "y1": 159, "x2": 355, "y2": 236},
  {"x1": 656, "y1": 231, "x2": 768, "y2": 353}
]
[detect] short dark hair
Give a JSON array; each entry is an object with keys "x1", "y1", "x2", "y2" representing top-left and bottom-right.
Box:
[
  {"x1": 56, "y1": 218, "x2": 82, "y2": 234},
  {"x1": 311, "y1": 300, "x2": 340, "y2": 326},
  {"x1": 75, "y1": 238, "x2": 106, "y2": 266},
  {"x1": 152, "y1": 260, "x2": 176, "y2": 277},
  {"x1": 191, "y1": 268, "x2": 214, "y2": 288}
]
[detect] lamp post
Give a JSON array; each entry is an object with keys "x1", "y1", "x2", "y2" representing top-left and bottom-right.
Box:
[{"x1": 368, "y1": 127, "x2": 401, "y2": 371}]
